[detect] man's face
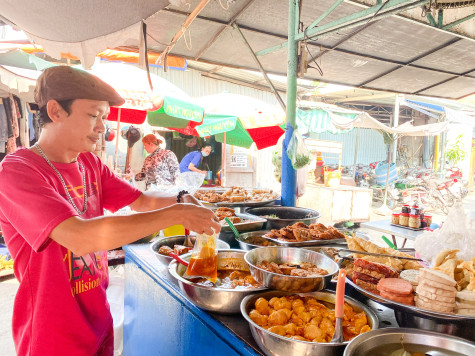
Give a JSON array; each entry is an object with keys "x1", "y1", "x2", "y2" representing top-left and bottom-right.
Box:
[
  {"x1": 56, "y1": 99, "x2": 109, "y2": 152},
  {"x1": 202, "y1": 146, "x2": 212, "y2": 156}
]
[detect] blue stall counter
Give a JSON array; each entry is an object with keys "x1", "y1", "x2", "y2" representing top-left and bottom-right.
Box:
[{"x1": 123, "y1": 244, "x2": 264, "y2": 356}]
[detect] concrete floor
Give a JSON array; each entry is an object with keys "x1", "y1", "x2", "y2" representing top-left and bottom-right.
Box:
[{"x1": 0, "y1": 193, "x2": 474, "y2": 355}]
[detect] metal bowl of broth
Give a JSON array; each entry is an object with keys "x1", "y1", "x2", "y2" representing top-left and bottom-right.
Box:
[
  {"x1": 168, "y1": 249, "x2": 267, "y2": 314},
  {"x1": 343, "y1": 328, "x2": 475, "y2": 356}
]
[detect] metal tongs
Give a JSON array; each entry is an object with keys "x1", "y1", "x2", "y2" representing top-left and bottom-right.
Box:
[{"x1": 338, "y1": 249, "x2": 424, "y2": 262}]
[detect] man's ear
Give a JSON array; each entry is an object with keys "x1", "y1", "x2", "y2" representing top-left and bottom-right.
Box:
[{"x1": 46, "y1": 100, "x2": 66, "y2": 122}]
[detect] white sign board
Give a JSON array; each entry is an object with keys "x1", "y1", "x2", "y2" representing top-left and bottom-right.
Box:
[{"x1": 230, "y1": 153, "x2": 248, "y2": 168}]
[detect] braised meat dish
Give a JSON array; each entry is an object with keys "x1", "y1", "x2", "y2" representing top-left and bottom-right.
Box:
[
  {"x1": 265, "y1": 222, "x2": 346, "y2": 242},
  {"x1": 256, "y1": 261, "x2": 329, "y2": 278},
  {"x1": 158, "y1": 245, "x2": 191, "y2": 257},
  {"x1": 194, "y1": 270, "x2": 261, "y2": 290}
]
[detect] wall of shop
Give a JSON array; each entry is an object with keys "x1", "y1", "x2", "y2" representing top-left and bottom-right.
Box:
[{"x1": 313, "y1": 128, "x2": 387, "y2": 167}]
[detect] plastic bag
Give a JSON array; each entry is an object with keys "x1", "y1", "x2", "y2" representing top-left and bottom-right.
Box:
[
  {"x1": 296, "y1": 166, "x2": 308, "y2": 198},
  {"x1": 184, "y1": 232, "x2": 218, "y2": 283},
  {"x1": 286, "y1": 131, "x2": 311, "y2": 170},
  {"x1": 149, "y1": 171, "x2": 205, "y2": 195},
  {"x1": 415, "y1": 203, "x2": 475, "y2": 263},
  {"x1": 106, "y1": 266, "x2": 125, "y2": 356}
]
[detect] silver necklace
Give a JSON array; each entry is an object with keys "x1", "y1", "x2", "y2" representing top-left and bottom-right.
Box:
[{"x1": 35, "y1": 144, "x2": 88, "y2": 215}]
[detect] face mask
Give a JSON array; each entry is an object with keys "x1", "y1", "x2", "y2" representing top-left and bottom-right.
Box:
[{"x1": 201, "y1": 151, "x2": 210, "y2": 157}]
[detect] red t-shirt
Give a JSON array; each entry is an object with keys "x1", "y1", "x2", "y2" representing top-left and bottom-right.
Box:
[{"x1": 0, "y1": 148, "x2": 141, "y2": 356}]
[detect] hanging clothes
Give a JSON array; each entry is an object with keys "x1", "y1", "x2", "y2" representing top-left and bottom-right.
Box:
[
  {"x1": 3, "y1": 97, "x2": 17, "y2": 154},
  {"x1": 0, "y1": 101, "x2": 8, "y2": 152}
]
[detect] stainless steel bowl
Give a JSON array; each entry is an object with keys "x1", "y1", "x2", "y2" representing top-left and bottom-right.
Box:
[
  {"x1": 246, "y1": 206, "x2": 320, "y2": 230},
  {"x1": 168, "y1": 249, "x2": 267, "y2": 314},
  {"x1": 343, "y1": 328, "x2": 475, "y2": 356},
  {"x1": 241, "y1": 290, "x2": 379, "y2": 356},
  {"x1": 150, "y1": 236, "x2": 230, "y2": 265},
  {"x1": 235, "y1": 230, "x2": 278, "y2": 251},
  {"x1": 244, "y1": 247, "x2": 339, "y2": 292}
]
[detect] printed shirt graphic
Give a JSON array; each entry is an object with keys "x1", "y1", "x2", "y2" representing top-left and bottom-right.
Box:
[
  {"x1": 0, "y1": 148, "x2": 141, "y2": 355},
  {"x1": 135, "y1": 147, "x2": 179, "y2": 186}
]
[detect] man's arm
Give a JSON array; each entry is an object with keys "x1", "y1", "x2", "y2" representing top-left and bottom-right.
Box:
[{"x1": 50, "y1": 203, "x2": 220, "y2": 256}]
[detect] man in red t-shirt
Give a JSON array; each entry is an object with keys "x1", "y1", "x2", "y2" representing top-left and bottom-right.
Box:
[{"x1": 0, "y1": 66, "x2": 220, "y2": 356}]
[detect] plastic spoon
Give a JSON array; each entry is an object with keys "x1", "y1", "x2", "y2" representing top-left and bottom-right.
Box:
[
  {"x1": 169, "y1": 252, "x2": 189, "y2": 267},
  {"x1": 330, "y1": 269, "x2": 347, "y2": 344},
  {"x1": 224, "y1": 217, "x2": 240, "y2": 239}
]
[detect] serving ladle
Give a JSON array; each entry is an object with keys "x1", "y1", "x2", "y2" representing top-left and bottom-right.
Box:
[{"x1": 330, "y1": 269, "x2": 347, "y2": 343}]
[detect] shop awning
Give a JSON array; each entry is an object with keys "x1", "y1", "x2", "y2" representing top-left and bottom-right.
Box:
[{"x1": 331, "y1": 109, "x2": 448, "y2": 136}]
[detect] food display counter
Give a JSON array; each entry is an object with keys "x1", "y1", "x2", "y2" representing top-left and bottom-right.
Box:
[{"x1": 123, "y1": 244, "x2": 398, "y2": 356}]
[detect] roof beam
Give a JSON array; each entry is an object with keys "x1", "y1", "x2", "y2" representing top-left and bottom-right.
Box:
[
  {"x1": 256, "y1": 0, "x2": 427, "y2": 56},
  {"x1": 232, "y1": 23, "x2": 286, "y2": 110},
  {"x1": 443, "y1": 12, "x2": 475, "y2": 30},
  {"x1": 413, "y1": 67, "x2": 475, "y2": 94},
  {"x1": 336, "y1": 92, "x2": 395, "y2": 103},
  {"x1": 194, "y1": 0, "x2": 256, "y2": 60},
  {"x1": 306, "y1": 0, "x2": 345, "y2": 32},
  {"x1": 347, "y1": 0, "x2": 475, "y2": 42},
  {"x1": 161, "y1": 8, "x2": 472, "y2": 80},
  {"x1": 197, "y1": 71, "x2": 287, "y2": 94},
  {"x1": 357, "y1": 37, "x2": 463, "y2": 87}
]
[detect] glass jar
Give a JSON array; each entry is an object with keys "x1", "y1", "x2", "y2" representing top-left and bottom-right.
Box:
[
  {"x1": 424, "y1": 214, "x2": 432, "y2": 226},
  {"x1": 399, "y1": 213, "x2": 410, "y2": 227},
  {"x1": 402, "y1": 205, "x2": 410, "y2": 214},
  {"x1": 409, "y1": 214, "x2": 421, "y2": 229},
  {"x1": 391, "y1": 213, "x2": 400, "y2": 225},
  {"x1": 410, "y1": 207, "x2": 420, "y2": 215}
]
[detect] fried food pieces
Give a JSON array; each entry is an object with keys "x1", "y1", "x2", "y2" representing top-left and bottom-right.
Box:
[
  {"x1": 433, "y1": 249, "x2": 475, "y2": 292},
  {"x1": 195, "y1": 187, "x2": 278, "y2": 203},
  {"x1": 215, "y1": 207, "x2": 242, "y2": 224},
  {"x1": 158, "y1": 245, "x2": 191, "y2": 257},
  {"x1": 346, "y1": 234, "x2": 421, "y2": 271},
  {"x1": 249, "y1": 295, "x2": 371, "y2": 342},
  {"x1": 266, "y1": 222, "x2": 345, "y2": 243}
]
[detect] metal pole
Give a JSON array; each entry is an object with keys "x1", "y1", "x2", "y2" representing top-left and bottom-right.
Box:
[
  {"x1": 114, "y1": 108, "x2": 122, "y2": 171},
  {"x1": 392, "y1": 95, "x2": 400, "y2": 164},
  {"x1": 232, "y1": 23, "x2": 286, "y2": 111},
  {"x1": 352, "y1": 127, "x2": 360, "y2": 177},
  {"x1": 222, "y1": 132, "x2": 227, "y2": 187},
  {"x1": 281, "y1": 0, "x2": 299, "y2": 207}
]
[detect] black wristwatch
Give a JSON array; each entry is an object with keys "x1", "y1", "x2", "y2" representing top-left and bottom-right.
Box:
[{"x1": 177, "y1": 190, "x2": 189, "y2": 203}]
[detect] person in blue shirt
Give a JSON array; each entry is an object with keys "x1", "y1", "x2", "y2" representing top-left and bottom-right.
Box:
[{"x1": 179, "y1": 143, "x2": 212, "y2": 174}]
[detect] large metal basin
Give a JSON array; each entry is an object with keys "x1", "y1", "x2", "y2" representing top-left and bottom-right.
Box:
[
  {"x1": 168, "y1": 249, "x2": 267, "y2": 314},
  {"x1": 241, "y1": 290, "x2": 379, "y2": 356},
  {"x1": 343, "y1": 328, "x2": 475, "y2": 355},
  {"x1": 246, "y1": 206, "x2": 320, "y2": 230},
  {"x1": 244, "y1": 247, "x2": 338, "y2": 292}
]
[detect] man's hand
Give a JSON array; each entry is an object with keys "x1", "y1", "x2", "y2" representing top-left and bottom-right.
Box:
[
  {"x1": 182, "y1": 193, "x2": 204, "y2": 207},
  {"x1": 178, "y1": 204, "x2": 221, "y2": 235}
]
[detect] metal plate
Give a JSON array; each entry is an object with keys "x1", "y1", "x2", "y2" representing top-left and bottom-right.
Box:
[
  {"x1": 195, "y1": 188, "x2": 280, "y2": 208},
  {"x1": 261, "y1": 229, "x2": 353, "y2": 247},
  {"x1": 220, "y1": 213, "x2": 267, "y2": 233},
  {"x1": 390, "y1": 223, "x2": 425, "y2": 231}
]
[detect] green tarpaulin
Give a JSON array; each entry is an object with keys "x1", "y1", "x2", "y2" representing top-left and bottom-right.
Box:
[{"x1": 296, "y1": 108, "x2": 353, "y2": 136}]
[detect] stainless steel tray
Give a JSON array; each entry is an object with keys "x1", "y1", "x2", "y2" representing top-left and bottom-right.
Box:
[
  {"x1": 246, "y1": 229, "x2": 349, "y2": 247},
  {"x1": 220, "y1": 213, "x2": 267, "y2": 233},
  {"x1": 390, "y1": 223, "x2": 425, "y2": 231},
  {"x1": 346, "y1": 276, "x2": 475, "y2": 321},
  {"x1": 214, "y1": 197, "x2": 279, "y2": 208}
]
